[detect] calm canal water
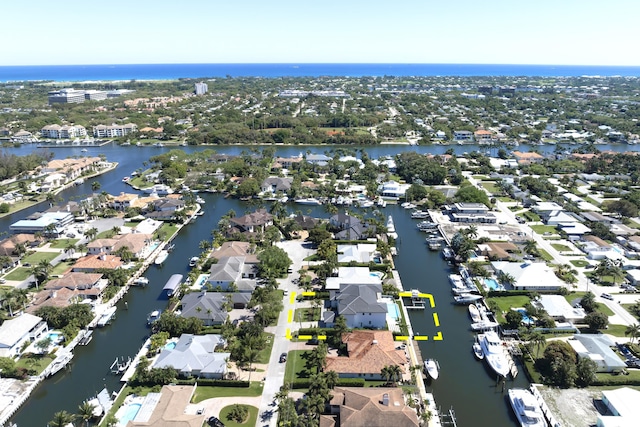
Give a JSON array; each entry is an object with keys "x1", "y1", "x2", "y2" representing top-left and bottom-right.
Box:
[{"x1": 4, "y1": 142, "x2": 636, "y2": 426}]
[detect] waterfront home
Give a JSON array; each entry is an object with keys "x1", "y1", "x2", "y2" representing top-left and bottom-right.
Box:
[
  {"x1": 491, "y1": 261, "x2": 564, "y2": 291},
  {"x1": 453, "y1": 130, "x2": 473, "y2": 142},
  {"x1": 323, "y1": 387, "x2": 419, "y2": 427},
  {"x1": 209, "y1": 241, "x2": 258, "y2": 262},
  {"x1": 534, "y1": 295, "x2": 586, "y2": 323},
  {"x1": 41, "y1": 157, "x2": 102, "y2": 181},
  {"x1": 325, "y1": 330, "x2": 406, "y2": 380},
  {"x1": 445, "y1": 202, "x2": 496, "y2": 224},
  {"x1": 10, "y1": 211, "x2": 75, "y2": 235},
  {"x1": 0, "y1": 313, "x2": 48, "y2": 358},
  {"x1": 228, "y1": 209, "x2": 273, "y2": 234},
  {"x1": 512, "y1": 150, "x2": 544, "y2": 165},
  {"x1": 476, "y1": 242, "x2": 518, "y2": 261},
  {"x1": 179, "y1": 291, "x2": 251, "y2": 325},
  {"x1": 72, "y1": 254, "x2": 123, "y2": 273},
  {"x1": 271, "y1": 155, "x2": 303, "y2": 170},
  {"x1": 27, "y1": 273, "x2": 107, "y2": 311},
  {"x1": 120, "y1": 385, "x2": 205, "y2": 426},
  {"x1": 0, "y1": 233, "x2": 39, "y2": 258},
  {"x1": 260, "y1": 176, "x2": 292, "y2": 193},
  {"x1": 568, "y1": 334, "x2": 627, "y2": 373},
  {"x1": 377, "y1": 180, "x2": 410, "y2": 199},
  {"x1": 292, "y1": 213, "x2": 318, "y2": 230},
  {"x1": 152, "y1": 334, "x2": 230, "y2": 379},
  {"x1": 110, "y1": 192, "x2": 140, "y2": 210},
  {"x1": 325, "y1": 267, "x2": 382, "y2": 290},
  {"x1": 598, "y1": 387, "x2": 640, "y2": 427},
  {"x1": 329, "y1": 212, "x2": 373, "y2": 240},
  {"x1": 88, "y1": 233, "x2": 154, "y2": 260},
  {"x1": 337, "y1": 243, "x2": 377, "y2": 263},
  {"x1": 328, "y1": 283, "x2": 387, "y2": 329},
  {"x1": 207, "y1": 256, "x2": 257, "y2": 291},
  {"x1": 305, "y1": 153, "x2": 331, "y2": 167}
]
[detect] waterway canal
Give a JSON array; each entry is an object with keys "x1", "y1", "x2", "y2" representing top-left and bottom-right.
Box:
[{"x1": 3, "y1": 142, "x2": 636, "y2": 425}]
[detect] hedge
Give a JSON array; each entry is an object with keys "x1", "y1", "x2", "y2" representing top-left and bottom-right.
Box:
[
  {"x1": 291, "y1": 378, "x2": 365, "y2": 389},
  {"x1": 296, "y1": 327, "x2": 335, "y2": 337},
  {"x1": 174, "y1": 379, "x2": 250, "y2": 387}
]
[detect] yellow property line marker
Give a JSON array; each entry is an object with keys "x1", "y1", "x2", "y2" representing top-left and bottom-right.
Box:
[
  {"x1": 290, "y1": 292, "x2": 296, "y2": 304},
  {"x1": 432, "y1": 313, "x2": 440, "y2": 327},
  {"x1": 433, "y1": 331, "x2": 443, "y2": 341},
  {"x1": 301, "y1": 291, "x2": 315, "y2": 296},
  {"x1": 285, "y1": 328, "x2": 291, "y2": 339},
  {"x1": 287, "y1": 309, "x2": 293, "y2": 323}
]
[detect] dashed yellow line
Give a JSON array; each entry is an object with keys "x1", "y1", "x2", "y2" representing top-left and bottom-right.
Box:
[
  {"x1": 432, "y1": 313, "x2": 440, "y2": 327},
  {"x1": 433, "y1": 331, "x2": 443, "y2": 341},
  {"x1": 287, "y1": 309, "x2": 293, "y2": 323},
  {"x1": 285, "y1": 328, "x2": 291, "y2": 339},
  {"x1": 289, "y1": 292, "x2": 296, "y2": 304}
]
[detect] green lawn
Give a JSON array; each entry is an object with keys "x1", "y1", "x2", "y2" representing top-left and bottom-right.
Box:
[
  {"x1": 4, "y1": 267, "x2": 32, "y2": 281},
  {"x1": 603, "y1": 324, "x2": 629, "y2": 337},
  {"x1": 538, "y1": 249, "x2": 554, "y2": 262},
  {"x1": 158, "y1": 223, "x2": 179, "y2": 240},
  {"x1": 481, "y1": 182, "x2": 499, "y2": 194},
  {"x1": 257, "y1": 333, "x2": 274, "y2": 364},
  {"x1": 218, "y1": 404, "x2": 258, "y2": 427},
  {"x1": 486, "y1": 295, "x2": 531, "y2": 323},
  {"x1": 530, "y1": 225, "x2": 558, "y2": 236},
  {"x1": 16, "y1": 353, "x2": 55, "y2": 375},
  {"x1": 191, "y1": 382, "x2": 264, "y2": 402},
  {"x1": 569, "y1": 260, "x2": 590, "y2": 268},
  {"x1": 49, "y1": 238, "x2": 79, "y2": 249},
  {"x1": 551, "y1": 243, "x2": 572, "y2": 252},
  {"x1": 23, "y1": 251, "x2": 59, "y2": 264},
  {"x1": 294, "y1": 307, "x2": 321, "y2": 322},
  {"x1": 564, "y1": 293, "x2": 614, "y2": 316},
  {"x1": 522, "y1": 211, "x2": 541, "y2": 222},
  {"x1": 284, "y1": 350, "x2": 311, "y2": 383},
  {"x1": 50, "y1": 261, "x2": 74, "y2": 276},
  {"x1": 497, "y1": 196, "x2": 517, "y2": 203}
]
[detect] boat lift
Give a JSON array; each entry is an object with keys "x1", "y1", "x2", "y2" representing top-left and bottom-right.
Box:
[{"x1": 110, "y1": 356, "x2": 132, "y2": 375}]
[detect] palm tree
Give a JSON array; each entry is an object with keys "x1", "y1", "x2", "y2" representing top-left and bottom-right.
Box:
[
  {"x1": 529, "y1": 331, "x2": 547, "y2": 358},
  {"x1": 77, "y1": 401, "x2": 96, "y2": 427},
  {"x1": 48, "y1": 410, "x2": 76, "y2": 427},
  {"x1": 523, "y1": 239, "x2": 537, "y2": 255},
  {"x1": 323, "y1": 370, "x2": 339, "y2": 389},
  {"x1": 64, "y1": 241, "x2": 77, "y2": 257},
  {"x1": 85, "y1": 227, "x2": 98, "y2": 241},
  {"x1": 91, "y1": 181, "x2": 101, "y2": 191},
  {"x1": 625, "y1": 324, "x2": 640, "y2": 344}
]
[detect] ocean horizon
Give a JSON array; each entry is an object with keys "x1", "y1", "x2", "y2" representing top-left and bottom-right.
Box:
[{"x1": 2, "y1": 63, "x2": 640, "y2": 82}]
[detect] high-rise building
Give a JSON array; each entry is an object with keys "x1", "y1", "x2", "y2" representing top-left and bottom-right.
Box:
[{"x1": 195, "y1": 82, "x2": 208, "y2": 95}]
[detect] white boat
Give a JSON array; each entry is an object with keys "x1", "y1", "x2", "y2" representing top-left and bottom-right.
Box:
[
  {"x1": 195, "y1": 196, "x2": 205, "y2": 204},
  {"x1": 122, "y1": 176, "x2": 130, "y2": 183},
  {"x1": 424, "y1": 359, "x2": 440, "y2": 380},
  {"x1": 133, "y1": 277, "x2": 149, "y2": 286},
  {"x1": 473, "y1": 342, "x2": 484, "y2": 360},
  {"x1": 74, "y1": 178, "x2": 85, "y2": 185},
  {"x1": 47, "y1": 352, "x2": 73, "y2": 377},
  {"x1": 147, "y1": 310, "x2": 161, "y2": 325},
  {"x1": 81, "y1": 148, "x2": 88, "y2": 152},
  {"x1": 479, "y1": 331, "x2": 510, "y2": 378},
  {"x1": 84, "y1": 395, "x2": 104, "y2": 418},
  {"x1": 508, "y1": 388, "x2": 547, "y2": 427},
  {"x1": 411, "y1": 210, "x2": 429, "y2": 219},
  {"x1": 189, "y1": 256, "x2": 199, "y2": 267},
  {"x1": 417, "y1": 220, "x2": 438, "y2": 231},
  {"x1": 295, "y1": 197, "x2": 322, "y2": 205},
  {"x1": 442, "y1": 247, "x2": 455, "y2": 260},
  {"x1": 96, "y1": 306, "x2": 117, "y2": 327},
  {"x1": 471, "y1": 321, "x2": 500, "y2": 331},
  {"x1": 468, "y1": 303, "x2": 482, "y2": 323},
  {"x1": 154, "y1": 250, "x2": 169, "y2": 265},
  {"x1": 453, "y1": 293, "x2": 483, "y2": 304},
  {"x1": 401, "y1": 202, "x2": 416, "y2": 209},
  {"x1": 142, "y1": 184, "x2": 174, "y2": 195}
]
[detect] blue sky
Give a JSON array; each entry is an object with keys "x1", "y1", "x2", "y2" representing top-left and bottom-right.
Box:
[{"x1": 3, "y1": 0, "x2": 639, "y2": 66}]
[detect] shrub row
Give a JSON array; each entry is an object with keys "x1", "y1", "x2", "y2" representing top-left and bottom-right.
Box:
[
  {"x1": 174, "y1": 379, "x2": 250, "y2": 387},
  {"x1": 290, "y1": 378, "x2": 365, "y2": 389}
]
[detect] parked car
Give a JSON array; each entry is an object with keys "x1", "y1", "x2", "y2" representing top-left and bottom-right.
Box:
[{"x1": 279, "y1": 352, "x2": 287, "y2": 363}]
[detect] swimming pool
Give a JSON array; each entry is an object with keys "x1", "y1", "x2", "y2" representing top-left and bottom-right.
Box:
[
  {"x1": 195, "y1": 274, "x2": 209, "y2": 289},
  {"x1": 484, "y1": 278, "x2": 504, "y2": 291},
  {"x1": 47, "y1": 332, "x2": 63, "y2": 344},
  {"x1": 516, "y1": 308, "x2": 535, "y2": 325},
  {"x1": 118, "y1": 403, "x2": 141, "y2": 426},
  {"x1": 165, "y1": 342, "x2": 177, "y2": 350},
  {"x1": 370, "y1": 271, "x2": 384, "y2": 280},
  {"x1": 387, "y1": 302, "x2": 400, "y2": 320}
]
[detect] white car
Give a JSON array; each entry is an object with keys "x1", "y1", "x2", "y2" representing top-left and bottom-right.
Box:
[{"x1": 601, "y1": 293, "x2": 614, "y2": 300}]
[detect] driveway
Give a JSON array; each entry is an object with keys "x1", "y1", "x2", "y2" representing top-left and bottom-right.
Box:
[{"x1": 256, "y1": 239, "x2": 316, "y2": 427}]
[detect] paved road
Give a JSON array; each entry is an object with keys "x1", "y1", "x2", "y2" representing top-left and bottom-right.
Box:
[
  {"x1": 466, "y1": 173, "x2": 640, "y2": 327},
  {"x1": 256, "y1": 239, "x2": 315, "y2": 427}
]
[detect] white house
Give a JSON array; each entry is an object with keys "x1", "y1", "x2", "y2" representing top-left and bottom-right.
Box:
[
  {"x1": 0, "y1": 313, "x2": 48, "y2": 358},
  {"x1": 377, "y1": 181, "x2": 410, "y2": 199},
  {"x1": 598, "y1": 387, "x2": 640, "y2": 427},
  {"x1": 152, "y1": 334, "x2": 230, "y2": 379},
  {"x1": 326, "y1": 267, "x2": 381, "y2": 291},
  {"x1": 337, "y1": 244, "x2": 377, "y2": 263},
  {"x1": 332, "y1": 284, "x2": 388, "y2": 329},
  {"x1": 491, "y1": 261, "x2": 564, "y2": 291},
  {"x1": 568, "y1": 334, "x2": 627, "y2": 373},
  {"x1": 535, "y1": 295, "x2": 586, "y2": 323}
]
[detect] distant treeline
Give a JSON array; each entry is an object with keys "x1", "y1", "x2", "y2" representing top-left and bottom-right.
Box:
[{"x1": 0, "y1": 150, "x2": 53, "y2": 181}]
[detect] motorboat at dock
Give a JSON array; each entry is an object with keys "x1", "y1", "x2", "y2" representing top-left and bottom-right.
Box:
[
  {"x1": 442, "y1": 246, "x2": 455, "y2": 260},
  {"x1": 424, "y1": 359, "x2": 440, "y2": 380},
  {"x1": 154, "y1": 250, "x2": 169, "y2": 265},
  {"x1": 468, "y1": 303, "x2": 482, "y2": 323},
  {"x1": 295, "y1": 197, "x2": 322, "y2": 205},
  {"x1": 508, "y1": 388, "x2": 547, "y2": 427},
  {"x1": 386, "y1": 216, "x2": 398, "y2": 239},
  {"x1": 473, "y1": 341, "x2": 484, "y2": 360},
  {"x1": 78, "y1": 329, "x2": 93, "y2": 346},
  {"x1": 133, "y1": 277, "x2": 149, "y2": 286},
  {"x1": 189, "y1": 256, "x2": 199, "y2": 267},
  {"x1": 453, "y1": 293, "x2": 483, "y2": 304},
  {"x1": 46, "y1": 351, "x2": 73, "y2": 377},
  {"x1": 416, "y1": 220, "x2": 438, "y2": 231},
  {"x1": 411, "y1": 210, "x2": 430, "y2": 219},
  {"x1": 147, "y1": 309, "x2": 161, "y2": 326},
  {"x1": 478, "y1": 331, "x2": 510, "y2": 378}
]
